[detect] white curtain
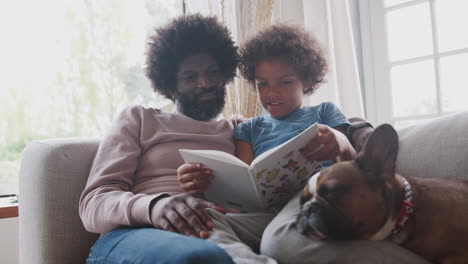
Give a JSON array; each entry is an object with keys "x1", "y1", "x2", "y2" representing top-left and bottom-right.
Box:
[{"x1": 273, "y1": 0, "x2": 364, "y2": 118}]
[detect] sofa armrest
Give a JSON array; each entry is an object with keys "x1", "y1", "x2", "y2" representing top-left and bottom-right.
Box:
[
  {"x1": 397, "y1": 111, "x2": 468, "y2": 180},
  {"x1": 19, "y1": 138, "x2": 100, "y2": 264}
]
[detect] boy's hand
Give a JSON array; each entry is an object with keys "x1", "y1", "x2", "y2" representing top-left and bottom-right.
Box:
[
  {"x1": 177, "y1": 163, "x2": 214, "y2": 195},
  {"x1": 301, "y1": 124, "x2": 356, "y2": 162}
]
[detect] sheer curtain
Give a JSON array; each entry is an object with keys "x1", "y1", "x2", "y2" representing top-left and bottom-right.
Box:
[
  {"x1": 273, "y1": 0, "x2": 364, "y2": 118},
  {"x1": 185, "y1": 0, "x2": 362, "y2": 117},
  {"x1": 185, "y1": 0, "x2": 274, "y2": 118}
]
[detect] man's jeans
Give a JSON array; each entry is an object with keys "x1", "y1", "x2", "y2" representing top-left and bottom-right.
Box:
[{"x1": 86, "y1": 227, "x2": 235, "y2": 264}]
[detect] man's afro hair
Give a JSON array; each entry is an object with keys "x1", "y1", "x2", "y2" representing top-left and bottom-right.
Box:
[{"x1": 146, "y1": 14, "x2": 239, "y2": 100}]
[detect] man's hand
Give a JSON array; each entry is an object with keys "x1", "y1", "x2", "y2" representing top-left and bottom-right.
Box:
[
  {"x1": 230, "y1": 114, "x2": 245, "y2": 126},
  {"x1": 178, "y1": 163, "x2": 213, "y2": 195},
  {"x1": 150, "y1": 194, "x2": 227, "y2": 239},
  {"x1": 300, "y1": 124, "x2": 356, "y2": 162}
]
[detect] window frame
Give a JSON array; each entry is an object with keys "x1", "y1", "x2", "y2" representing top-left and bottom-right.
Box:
[
  {"x1": 359, "y1": 0, "x2": 468, "y2": 125},
  {"x1": 0, "y1": 196, "x2": 18, "y2": 219}
]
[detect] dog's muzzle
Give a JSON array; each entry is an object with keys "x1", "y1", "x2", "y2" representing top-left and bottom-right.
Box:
[{"x1": 296, "y1": 200, "x2": 329, "y2": 240}]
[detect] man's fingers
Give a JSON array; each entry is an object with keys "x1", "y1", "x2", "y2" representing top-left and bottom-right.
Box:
[
  {"x1": 150, "y1": 194, "x2": 218, "y2": 238},
  {"x1": 187, "y1": 197, "x2": 216, "y2": 229},
  {"x1": 157, "y1": 218, "x2": 176, "y2": 233},
  {"x1": 165, "y1": 210, "x2": 195, "y2": 237},
  {"x1": 174, "y1": 203, "x2": 208, "y2": 238}
]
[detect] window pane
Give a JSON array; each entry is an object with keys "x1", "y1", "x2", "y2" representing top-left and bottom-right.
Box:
[
  {"x1": 439, "y1": 53, "x2": 468, "y2": 112},
  {"x1": 0, "y1": 0, "x2": 182, "y2": 195},
  {"x1": 391, "y1": 60, "x2": 437, "y2": 117},
  {"x1": 386, "y1": 3, "x2": 433, "y2": 61},
  {"x1": 384, "y1": 0, "x2": 414, "y2": 8},
  {"x1": 435, "y1": 0, "x2": 468, "y2": 52}
]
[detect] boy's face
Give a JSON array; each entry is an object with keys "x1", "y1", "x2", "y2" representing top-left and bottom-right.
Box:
[
  {"x1": 175, "y1": 53, "x2": 226, "y2": 121},
  {"x1": 255, "y1": 59, "x2": 305, "y2": 118}
]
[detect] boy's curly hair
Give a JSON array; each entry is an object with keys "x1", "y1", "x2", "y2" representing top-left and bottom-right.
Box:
[
  {"x1": 239, "y1": 24, "x2": 328, "y2": 95},
  {"x1": 145, "y1": 14, "x2": 239, "y2": 101}
]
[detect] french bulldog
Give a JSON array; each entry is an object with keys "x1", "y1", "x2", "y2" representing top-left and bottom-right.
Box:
[{"x1": 296, "y1": 124, "x2": 468, "y2": 264}]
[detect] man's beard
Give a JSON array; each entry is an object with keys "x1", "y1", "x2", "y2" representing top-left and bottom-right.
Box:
[{"x1": 176, "y1": 85, "x2": 226, "y2": 121}]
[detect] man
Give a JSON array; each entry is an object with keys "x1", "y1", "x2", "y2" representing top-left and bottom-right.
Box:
[{"x1": 79, "y1": 14, "x2": 242, "y2": 264}]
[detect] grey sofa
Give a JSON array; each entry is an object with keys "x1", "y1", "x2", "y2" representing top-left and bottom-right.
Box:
[{"x1": 18, "y1": 111, "x2": 468, "y2": 264}]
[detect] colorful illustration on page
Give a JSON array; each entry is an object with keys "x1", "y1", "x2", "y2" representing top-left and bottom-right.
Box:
[{"x1": 256, "y1": 149, "x2": 322, "y2": 208}]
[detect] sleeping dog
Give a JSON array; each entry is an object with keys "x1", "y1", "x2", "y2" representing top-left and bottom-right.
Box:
[{"x1": 296, "y1": 124, "x2": 468, "y2": 264}]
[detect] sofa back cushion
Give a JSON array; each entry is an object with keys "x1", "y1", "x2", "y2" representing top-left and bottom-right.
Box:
[{"x1": 397, "y1": 111, "x2": 468, "y2": 180}]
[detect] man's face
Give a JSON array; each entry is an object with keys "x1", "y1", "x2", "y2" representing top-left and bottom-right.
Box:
[{"x1": 175, "y1": 53, "x2": 226, "y2": 121}]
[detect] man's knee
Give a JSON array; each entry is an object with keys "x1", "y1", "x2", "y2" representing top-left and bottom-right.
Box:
[
  {"x1": 174, "y1": 239, "x2": 234, "y2": 264},
  {"x1": 89, "y1": 228, "x2": 234, "y2": 264}
]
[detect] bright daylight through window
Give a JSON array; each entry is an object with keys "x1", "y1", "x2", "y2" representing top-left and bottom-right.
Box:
[
  {"x1": 0, "y1": 0, "x2": 183, "y2": 195},
  {"x1": 362, "y1": 0, "x2": 468, "y2": 127}
]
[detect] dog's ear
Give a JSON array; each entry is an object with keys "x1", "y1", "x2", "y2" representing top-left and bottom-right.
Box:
[{"x1": 355, "y1": 124, "x2": 399, "y2": 182}]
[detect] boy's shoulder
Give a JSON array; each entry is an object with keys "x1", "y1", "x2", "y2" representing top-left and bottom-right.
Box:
[
  {"x1": 236, "y1": 115, "x2": 265, "y2": 127},
  {"x1": 303, "y1": 102, "x2": 341, "y2": 114},
  {"x1": 234, "y1": 115, "x2": 277, "y2": 134},
  {"x1": 305, "y1": 101, "x2": 337, "y2": 110}
]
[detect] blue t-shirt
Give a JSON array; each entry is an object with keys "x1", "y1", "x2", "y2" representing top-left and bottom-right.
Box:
[{"x1": 234, "y1": 102, "x2": 349, "y2": 159}]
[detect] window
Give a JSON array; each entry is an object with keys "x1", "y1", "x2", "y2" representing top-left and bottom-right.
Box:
[
  {"x1": 0, "y1": 0, "x2": 183, "y2": 195},
  {"x1": 360, "y1": 0, "x2": 468, "y2": 127}
]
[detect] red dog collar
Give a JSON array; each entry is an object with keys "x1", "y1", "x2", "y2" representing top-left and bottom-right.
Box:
[{"x1": 390, "y1": 176, "x2": 415, "y2": 237}]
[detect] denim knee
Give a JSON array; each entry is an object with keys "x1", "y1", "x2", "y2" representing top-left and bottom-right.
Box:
[
  {"x1": 173, "y1": 239, "x2": 235, "y2": 264},
  {"x1": 87, "y1": 228, "x2": 234, "y2": 264}
]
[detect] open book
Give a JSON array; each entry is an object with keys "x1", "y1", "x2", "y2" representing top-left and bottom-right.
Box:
[{"x1": 179, "y1": 123, "x2": 322, "y2": 212}]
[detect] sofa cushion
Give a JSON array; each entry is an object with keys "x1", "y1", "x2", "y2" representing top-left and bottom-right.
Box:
[{"x1": 396, "y1": 111, "x2": 468, "y2": 180}]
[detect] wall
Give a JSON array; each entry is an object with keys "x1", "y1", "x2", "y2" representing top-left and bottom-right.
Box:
[{"x1": 0, "y1": 217, "x2": 19, "y2": 264}]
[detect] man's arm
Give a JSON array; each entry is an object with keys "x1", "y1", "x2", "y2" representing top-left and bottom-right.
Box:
[{"x1": 79, "y1": 106, "x2": 164, "y2": 234}]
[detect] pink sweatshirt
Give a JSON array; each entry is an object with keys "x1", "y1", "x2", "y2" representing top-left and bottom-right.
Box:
[{"x1": 79, "y1": 105, "x2": 235, "y2": 234}]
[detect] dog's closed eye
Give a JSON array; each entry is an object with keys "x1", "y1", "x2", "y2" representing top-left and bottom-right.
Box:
[
  {"x1": 318, "y1": 186, "x2": 330, "y2": 197},
  {"x1": 318, "y1": 185, "x2": 349, "y2": 200}
]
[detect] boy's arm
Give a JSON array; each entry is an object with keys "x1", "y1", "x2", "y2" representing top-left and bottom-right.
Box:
[
  {"x1": 347, "y1": 117, "x2": 374, "y2": 153},
  {"x1": 235, "y1": 140, "x2": 255, "y2": 165}
]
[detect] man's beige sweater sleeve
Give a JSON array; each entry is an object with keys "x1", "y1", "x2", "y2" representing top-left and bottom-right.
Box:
[{"x1": 79, "y1": 106, "x2": 167, "y2": 234}]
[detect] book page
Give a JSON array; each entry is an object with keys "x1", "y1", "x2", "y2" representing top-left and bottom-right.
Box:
[
  {"x1": 179, "y1": 149, "x2": 264, "y2": 212},
  {"x1": 249, "y1": 123, "x2": 322, "y2": 208},
  {"x1": 179, "y1": 149, "x2": 248, "y2": 167}
]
